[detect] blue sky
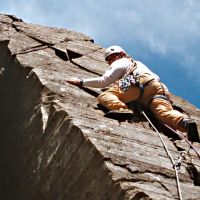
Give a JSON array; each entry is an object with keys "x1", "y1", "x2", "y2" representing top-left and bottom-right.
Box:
[{"x1": 1, "y1": 0, "x2": 199, "y2": 108}]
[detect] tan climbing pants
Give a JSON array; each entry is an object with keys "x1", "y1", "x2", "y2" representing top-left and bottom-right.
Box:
[{"x1": 98, "y1": 76, "x2": 187, "y2": 132}]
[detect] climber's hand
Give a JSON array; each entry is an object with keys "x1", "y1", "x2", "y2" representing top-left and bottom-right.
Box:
[{"x1": 65, "y1": 78, "x2": 83, "y2": 86}]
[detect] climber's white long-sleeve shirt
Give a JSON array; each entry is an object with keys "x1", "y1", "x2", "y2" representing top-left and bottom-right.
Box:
[{"x1": 82, "y1": 58, "x2": 160, "y2": 88}]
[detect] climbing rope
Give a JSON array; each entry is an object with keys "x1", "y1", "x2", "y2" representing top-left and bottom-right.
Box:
[
  {"x1": 139, "y1": 108, "x2": 183, "y2": 200},
  {"x1": 164, "y1": 124, "x2": 200, "y2": 159}
]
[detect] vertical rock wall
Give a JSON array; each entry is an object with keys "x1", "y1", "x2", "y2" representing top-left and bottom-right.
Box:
[{"x1": 0, "y1": 14, "x2": 200, "y2": 200}]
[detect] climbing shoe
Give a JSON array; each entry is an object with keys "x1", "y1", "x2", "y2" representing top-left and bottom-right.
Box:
[
  {"x1": 104, "y1": 108, "x2": 134, "y2": 120},
  {"x1": 182, "y1": 119, "x2": 200, "y2": 142}
]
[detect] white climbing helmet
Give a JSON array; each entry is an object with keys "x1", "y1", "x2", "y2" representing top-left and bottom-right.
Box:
[{"x1": 104, "y1": 45, "x2": 126, "y2": 60}]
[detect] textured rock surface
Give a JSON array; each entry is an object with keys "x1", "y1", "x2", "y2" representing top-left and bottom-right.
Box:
[{"x1": 0, "y1": 14, "x2": 200, "y2": 200}]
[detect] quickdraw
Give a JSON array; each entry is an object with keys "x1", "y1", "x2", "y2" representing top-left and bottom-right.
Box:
[
  {"x1": 164, "y1": 124, "x2": 200, "y2": 159},
  {"x1": 173, "y1": 152, "x2": 185, "y2": 170}
]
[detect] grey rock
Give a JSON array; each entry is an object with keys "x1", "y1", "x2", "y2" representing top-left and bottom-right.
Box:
[{"x1": 0, "y1": 13, "x2": 200, "y2": 200}]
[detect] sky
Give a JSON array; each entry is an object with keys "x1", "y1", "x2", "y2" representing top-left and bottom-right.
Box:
[{"x1": 1, "y1": 0, "x2": 199, "y2": 108}]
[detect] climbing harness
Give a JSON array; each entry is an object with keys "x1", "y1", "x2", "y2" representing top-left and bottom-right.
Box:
[
  {"x1": 119, "y1": 59, "x2": 171, "y2": 104},
  {"x1": 119, "y1": 61, "x2": 156, "y2": 101},
  {"x1": 138, "y1": 106, "x2": 183, "y2": 200}
]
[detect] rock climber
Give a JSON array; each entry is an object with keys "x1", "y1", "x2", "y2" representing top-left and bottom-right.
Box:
[{"x1": 66, "y1": 45, "x2": 199, "y2": 142}]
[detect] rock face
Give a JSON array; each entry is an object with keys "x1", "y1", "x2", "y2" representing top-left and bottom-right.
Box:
[{"x1": 0, "y1": 14, "x2": 200, "y2": 200}]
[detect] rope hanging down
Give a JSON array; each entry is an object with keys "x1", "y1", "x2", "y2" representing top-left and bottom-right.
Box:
[
  {"x1": 139, "y1": 107, "x2": 183, "y2": 200},
  {"x1": 164, "y1": 123, "x2": 200, "y2": 159}
]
